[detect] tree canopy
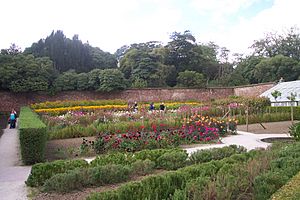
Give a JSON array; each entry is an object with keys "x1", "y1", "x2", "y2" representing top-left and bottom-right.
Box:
[{"x1": 1, "y1": 27, "x2": 300, "y2": 93}]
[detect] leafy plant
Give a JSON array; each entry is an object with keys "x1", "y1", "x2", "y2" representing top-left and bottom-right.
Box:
[{"x1": 289, "y1": 122, "x2": 300, "y2": 141}]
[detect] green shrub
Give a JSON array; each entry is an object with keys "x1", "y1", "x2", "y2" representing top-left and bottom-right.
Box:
[
  {"x1": 43, "y1": 168, "x2": 90, "y2": 192},
  {"x1": 86, "y1": 153, "x2": 252, "y2": 200},
  {"x1": 134, "y1": 148, "x2": 185, "y2": 166},
  {"x1": 254, "y1": 171, "x2": 290, "y2": 200},
  {"x1": 26, "y1": 159, "x2": 88, "y2": 187},
  {"x1": 131, "y1": 159, "x2": 155, "y2": 175},
  {"x1": 271, "y1": 171, "x2": 300, "y2": 200},
  {"x1": 269, "y1": 106, "x2": 300, "y2": 120},
  {"x1": 237, "y1": 112, "x2": 291, "y2": 124},
  {"x1": 185, "y1": 176, "x2": 211, "y2": 199},
  {"x1": 90, "y1": 148, "x2": 185, "y2": 168},
  {"x1": 157, "y1": 151, "x2": 188, "y2": 170},
  {"x1": 254, "y1": 142, "x2": 300, "y2": 200},
  {"x1": 90, "y1": 164, "x2": 131, "y2": 186},
  {"x1": 43, "y1": 164, "x2": 131, "y2": 193},
  {"x1": 19, "y1": 107, "x2": 47, "y2": 165},
  {"x1": 90, "y1": 152, "x2": 135, "y2": 167},
  {"x1": 189, "y1": 145, "x2": 246, "y2": 164},
  {"x1": 289, "y1": 122, "x2": 300, "y2": 141},
  {"x1": 172, "y1": 189, "x2": 187, "y2": 200}
]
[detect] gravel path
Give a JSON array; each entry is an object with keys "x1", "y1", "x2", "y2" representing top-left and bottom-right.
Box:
[
  {"x1": 0, "y1": 126, "x2": 31, "y2": 200},
  {"x1": 184, "y1": 130, "x2": 291, "y2": 155}
]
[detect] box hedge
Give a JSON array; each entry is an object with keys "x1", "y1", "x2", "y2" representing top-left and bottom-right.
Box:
[
  {"x1": 26, "y1": 159, "x2": 88, "y2": 187},
  {"x1": 19, "y1": 107, "x2": 47, "y2": 165},
  {"x1": 271, "y1": 170, "x2": 300, "y2": 200}
]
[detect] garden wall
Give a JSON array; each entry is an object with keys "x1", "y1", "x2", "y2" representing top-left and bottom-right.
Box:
[
  {"x1": 0, "y1": 83, "x2": 274, "y2": 112},
  {"x1": 233, "y1": 82, "x2": 275, "y2": 97}
]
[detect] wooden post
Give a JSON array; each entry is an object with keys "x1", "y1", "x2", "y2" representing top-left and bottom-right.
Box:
[
  {"x1": 291, "y1": 101, "x2": 294, "y2": 124},
  {"x1": 246, "y1": 106, "x2": 249, "y2": 132}
]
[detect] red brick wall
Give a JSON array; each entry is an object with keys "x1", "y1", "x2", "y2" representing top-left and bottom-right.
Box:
[
  {"x1": 234, "y1": 82, "x2": 275, "y2": 97},
  {"x1": 0, "y1": 88, "x2": 233, "y2": 112},
  {"x1": 0, "y1": 83, "x2": 275, "y2": 112}
]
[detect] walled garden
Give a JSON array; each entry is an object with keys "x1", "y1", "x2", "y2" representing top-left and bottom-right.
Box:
[{"x1": 19, "y1": 96, "x2": 300, "y2": 199}]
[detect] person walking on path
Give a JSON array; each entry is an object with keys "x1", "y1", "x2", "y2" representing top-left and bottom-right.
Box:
[{"x1": 9, "y1": 109, "x2": 17, "y2": 129}]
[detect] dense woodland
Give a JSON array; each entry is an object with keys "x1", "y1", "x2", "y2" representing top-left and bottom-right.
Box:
[{"x1": 1, "y1": 28, "x2": 300, "y2": 93}]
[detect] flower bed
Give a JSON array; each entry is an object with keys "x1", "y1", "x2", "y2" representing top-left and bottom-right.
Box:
[
  {"x1": 60, "y1": 114, "x2": 236, "y2": 152},
  {"x1": 32, "y1": 100, "x2": 202, "y2": 115}
]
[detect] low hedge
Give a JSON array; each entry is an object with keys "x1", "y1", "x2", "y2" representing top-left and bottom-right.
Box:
[
  {"x1": 237, "y1": 112, "x2": 291, "y2": 125},
  {"x1": 43, "y1": 160, "x2": 156, "y2": 193},
  {"x1": 19, "y1": 107, "x2": 47, "y2": 165},
  {"x1": 254, "y1": 142, "x2": 300, "y2": 200},
  {"x1": 86, "y1": 153, "x2": 253, "y2": 200},
  {"x1": 90, "y1": 148, "x2": 186, "y2": 168},
  {"x1": 269, "y1": 106, "x2": 300, "y2": 120},
  {"x1": 43, "y1": 164, "x2": 131, "y2": 193},
  {"x1": 189, "y1": 145, "x2": 247, "y2": 164},
  {"x1": 26, "y1": 159, "x2": 88, "y2": 187},
  {"x1": 271, "y1": 170, "x2": 300, "y2": 200}
]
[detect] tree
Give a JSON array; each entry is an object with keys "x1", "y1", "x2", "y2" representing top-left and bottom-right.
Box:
[
  {"x1": 271, "y1": 90, "x2": 282, "y2": 102},
  {"x1": 88, "y1": 69, "x2": 102, "y2": 90},
  {"x1": 1, "y1": 43, "x2": 22, "y2": 55},
  {"x1": 254, "y1": 55, "x2": 300, "y2": 82},
  {"x1": 250, "y1": 27, "x2": 300, "y2": 61},
  {"x1": 233, "y1": 55, "x2": 264, "y2": 84},
  {"x1": 77, "y1": 73, "x2": 89, "y2": 90},
  {"x1": 0, "y1": 54, "x2": 56, "y2": 92},
  {"x1": 98, "y1": 69, "x2": 127, "y2": 92},
  {"x1": 176, "y1": 70, "x2": 206, "y2": 88},
  {"x1": 119, "y1": 43, "x2": 166, "y2": 87},
  {"x1": 53, "y1": 70, "x2": 78, "y2": 91},
  {"x1": 25, "y1": 30, "x2": 117, "y2": 73}
]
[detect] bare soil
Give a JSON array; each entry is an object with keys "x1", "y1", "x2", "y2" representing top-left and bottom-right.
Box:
[
  {"x1": 237, "y1": 121, "x2": 297, "y2": 134},
  {"x1": 45, "y1": 136, "x2": 96, "y2": 161}
]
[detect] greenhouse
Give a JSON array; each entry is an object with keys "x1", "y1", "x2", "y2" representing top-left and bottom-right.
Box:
[{"x1": 260, "y1": 80, "x2": 300, "y2": 106}]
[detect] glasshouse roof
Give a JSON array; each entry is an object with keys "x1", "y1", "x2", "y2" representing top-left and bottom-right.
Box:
[{"x1": 260, "y1": 80, "x2": 300, "y2": 102}]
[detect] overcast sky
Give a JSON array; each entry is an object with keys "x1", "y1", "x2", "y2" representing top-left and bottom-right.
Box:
[{"x1": 1, "y1": 0, "x2": 300, "y2": 56}]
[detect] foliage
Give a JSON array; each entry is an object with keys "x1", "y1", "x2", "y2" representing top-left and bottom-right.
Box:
[
  {"x1": 157, "y1": 151, "x2": 188, "y2": 170},
  {"x1": 271, "y1": 90, "x2": 282, "y2": 101},
  {"x1": 0, "y1": 54, "x2": 56, "y2": 92},
  {"x1": 254, "y1": 55, "x2": 300, "y2": 83},
  {"x1": 131, "y1": 159, "x2": 155, "y2": 175},
  {"x1": 24, "y1": 30, "x2": 117, "y2": 73},
  {"x1": 189, "y1": 145, "x2": 246, "y2": 164},
  {"x1": 90, "y1": 148, "x2": 186, "y2": 168},
  {"x1": 254, "y1": 143, "x2": 300, "y2": 199},
  {"x1": 53, "y1": 70, "x2": 78, "y2": 91},
  {"x1": 26, "y1": 159, "x2": 88, "y2": 187},
  {"x1": 19, "y1": 107, "x2": 47, "y2": 165},
  {"x1": 271, "y1": 171, "x2": 300, "y2": 200},
  {"x1": 43, "y1": 164, "x2": 131, "y2": 193},
  {"x1": 176, "y1": 70, "x2": 206, "y2": 88},
  {"x1": 289, "y1": 122, "x2": 300, "y2": 141},
  {"x1": 98, "y1": 69, "x2": 127, "y2": 92},
  {"x1": 86, "y1": 151, "x2": 255, "y2": 200}
]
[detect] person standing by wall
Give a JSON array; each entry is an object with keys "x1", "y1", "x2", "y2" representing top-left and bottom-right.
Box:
[
  {"x1": 159, "y1": 102, "x2": 166, "y2": 112},
  {"x1": 149, "y1": 102, "x2": 155, "y2": 112}
]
